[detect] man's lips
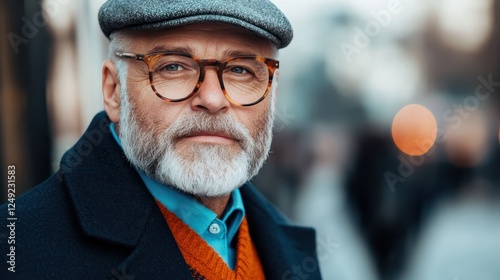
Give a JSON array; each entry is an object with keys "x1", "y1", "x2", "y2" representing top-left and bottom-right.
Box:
[{"x1": 180, "y1": 132, "x2": 238, "y2": 144}]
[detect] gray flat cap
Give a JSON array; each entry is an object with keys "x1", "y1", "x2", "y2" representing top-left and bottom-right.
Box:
[{"x1": 98, "y1": 0, "x2": 293, "y2": 48}]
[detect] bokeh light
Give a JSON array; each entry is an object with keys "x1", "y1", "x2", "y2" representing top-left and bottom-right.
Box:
[
  {"x1": 435, "y1": 0, "x2": 494, "y2": 53},
  {"x1": 392, "y1": 104, "x2": 437, "y2": 156}
]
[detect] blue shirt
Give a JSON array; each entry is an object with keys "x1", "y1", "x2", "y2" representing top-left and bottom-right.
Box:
[{"x1": 109, "y1": 123, "x2": 245, "y2": 269}]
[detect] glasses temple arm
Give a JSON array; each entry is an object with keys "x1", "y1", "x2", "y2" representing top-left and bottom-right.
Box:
[{"x1": 115, "y1": 52, "x2": 145, "y2": 61}]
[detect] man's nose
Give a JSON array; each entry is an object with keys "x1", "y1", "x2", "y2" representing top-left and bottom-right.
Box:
[{"x1": 190, "y1": 68, "x2": 230, "y2": 114}]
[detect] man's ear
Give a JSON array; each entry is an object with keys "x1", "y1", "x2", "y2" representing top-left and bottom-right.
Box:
[{"x1": 102, "y1": 60, "x2": 121, "y2": 123}]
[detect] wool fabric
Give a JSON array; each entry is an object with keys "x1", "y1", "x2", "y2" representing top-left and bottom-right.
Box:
[
  {"x1": 156, "y1": 201, "x2": 266, "y2": 280},
  {"x1": 98, "y1": 0, "x2": 293, "y2": 48}
]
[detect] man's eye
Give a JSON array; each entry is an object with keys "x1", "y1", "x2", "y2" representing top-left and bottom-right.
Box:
[
  {"x1": 163, "y1": 64, "x2": 183, "y2": 71},
  {"x1": 229, "y1": 66, "x2": 250, "y2": 74}
]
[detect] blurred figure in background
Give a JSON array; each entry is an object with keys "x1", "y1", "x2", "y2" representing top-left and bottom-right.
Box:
[
  {"x1": 292, "y1": 125, "x2": 378, "y2": 280},
  {"x1": 403, "y1": 110, "x2": 500, "y2": 280}
]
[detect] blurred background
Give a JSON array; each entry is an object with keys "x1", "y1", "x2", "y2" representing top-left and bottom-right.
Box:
[{"x1": 1, "y1": 0, "x2": 500, "y2": 279}]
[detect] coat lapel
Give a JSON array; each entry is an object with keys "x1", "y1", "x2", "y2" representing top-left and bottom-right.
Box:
[
  {"x1": 241, "y1": 184, "x2": 322, "y2": 279},
  {"x1": 60, "y1": 112, "x2": 192, "y2": 279},
  {"x1": 113, "y1": 205, "x2": 193, "y2": 279}
]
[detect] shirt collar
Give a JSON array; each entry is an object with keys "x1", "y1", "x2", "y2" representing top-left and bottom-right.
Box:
[{"x1": 109, "y1": 123, "x2": 245, "y2": 242}]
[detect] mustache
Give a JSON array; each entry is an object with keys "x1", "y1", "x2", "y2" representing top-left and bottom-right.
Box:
[{"x1": 166, "y1": 113, "x2": 253, "y2": 149}]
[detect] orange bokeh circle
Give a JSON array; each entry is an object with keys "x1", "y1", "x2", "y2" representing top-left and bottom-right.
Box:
[{"x1": 392, "y1": 104, "x2": 437, "y2": 156}]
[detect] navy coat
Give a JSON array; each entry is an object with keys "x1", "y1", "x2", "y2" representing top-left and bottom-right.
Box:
[{"x1": 1, "y1": 112, "x2": 321, "y2": 280}]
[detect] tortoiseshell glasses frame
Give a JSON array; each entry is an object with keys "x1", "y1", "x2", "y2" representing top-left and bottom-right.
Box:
[{"x1": 115, "y1": 51, "x2": 279, "y2": 107}]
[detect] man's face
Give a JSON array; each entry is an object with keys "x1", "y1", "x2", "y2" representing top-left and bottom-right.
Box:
[{"x1": 114, "y1": 23, "x2": 278, "y2": 197}]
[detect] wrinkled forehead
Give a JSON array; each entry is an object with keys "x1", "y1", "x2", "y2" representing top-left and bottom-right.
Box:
[{"x1": 116, "y1": 23, "x2": 278, "y2": 58}]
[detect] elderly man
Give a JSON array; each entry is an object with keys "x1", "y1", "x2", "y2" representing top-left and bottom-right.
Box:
[{"x1": 0, "y1": 0, "x2": 321, "y2": 279}]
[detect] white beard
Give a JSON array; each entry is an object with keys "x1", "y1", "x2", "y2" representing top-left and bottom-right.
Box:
[{"x1": 117, "y1": 80, "x2": 275, "y2": 197}]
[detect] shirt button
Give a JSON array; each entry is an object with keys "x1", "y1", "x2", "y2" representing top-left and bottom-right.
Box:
[{"x1": 209, "y1": 223, "x2": 221, "y2": 234}]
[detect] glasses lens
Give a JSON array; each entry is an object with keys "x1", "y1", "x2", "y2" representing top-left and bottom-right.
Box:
[
  {"x1": 151, "y1": 55, "x2": 199, "y2": 100},
  {"x1": 223, "y1": 58, "x2": 270, "y2": 105},
  {"x1": 151, "y1": 55, "x2": 272, "y2": 105}
]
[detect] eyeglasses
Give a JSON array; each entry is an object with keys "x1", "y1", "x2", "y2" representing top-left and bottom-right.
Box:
[{"x1": 115, "y1": 51, "x2": 279, "y2": 107}]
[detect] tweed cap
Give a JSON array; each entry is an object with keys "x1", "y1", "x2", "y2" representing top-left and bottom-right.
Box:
[{"x1": 98, "y1": 0, "x2": 293, "y2": 48}]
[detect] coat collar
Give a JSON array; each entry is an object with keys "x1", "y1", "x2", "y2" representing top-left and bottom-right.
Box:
[
  {"x1": 59, "y1": 112, "x2": 320, "y2": 279},
  {"x1": 241, "y1": 183, "x2": 321, "y2": 279},
  {"x1": 59, "y1": 112, "x2": 193, "y2": 278},
  {"x1": 60, "y1": 112, "x2": 154, "y2": 248}
]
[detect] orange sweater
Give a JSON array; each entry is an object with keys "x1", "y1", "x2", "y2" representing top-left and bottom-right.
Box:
[{"x1": 157, "y1": 202, "x2": 266, "y2": 280}]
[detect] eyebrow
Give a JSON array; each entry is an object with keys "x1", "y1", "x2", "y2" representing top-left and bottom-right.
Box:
[
  {"x1": 221, "y1": 49, "x2": 259, "y2": 58},
  {"x1": 147, "y1": 45, "x2": 259, "y2": 58},
  {"x1": 147, "y1": 45, "x2": 195, "y2": 54}
]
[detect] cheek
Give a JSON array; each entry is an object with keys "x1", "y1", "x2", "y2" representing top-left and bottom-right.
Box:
[
  {"x1": 128, "y1": 91, "x2": 189, "y2": 138},
  {"x1": 128, "y1": 93, "x2": 157, "y2": 124},
  {"x1": 238, "y1": 106, "x2": 271, "y2": 138},
  {"x1": 126, "y1": 85, "x2": 164, "y2": 133}
]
